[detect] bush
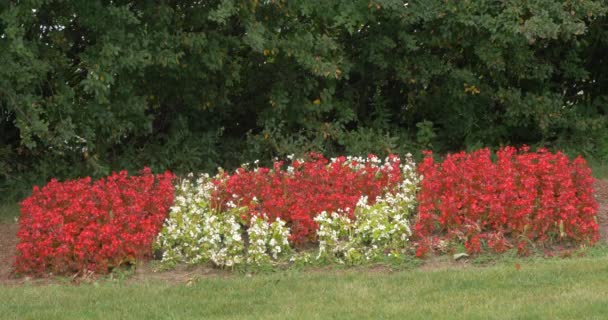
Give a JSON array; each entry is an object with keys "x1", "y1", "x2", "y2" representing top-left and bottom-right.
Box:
[
  {"x1": 414, "y1": 147, "x2": 599, "y2": 256},
  {"x1": 14, "y1": 168, "x2": 174, "y2": 275},
  {"x1": 212, "y1": 153, "x2": 408, "y2": 243}
]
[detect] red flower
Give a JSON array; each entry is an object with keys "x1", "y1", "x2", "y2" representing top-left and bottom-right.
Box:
[
  {"x1": 414, "y1": 147, "x2": 599, "y2": 255},
  {"x1": 212, "y1": 154, "x2": 404, "y2": 243},
  {"x1": 14, "y1": 168, "x2": 175, "y2": 275}
]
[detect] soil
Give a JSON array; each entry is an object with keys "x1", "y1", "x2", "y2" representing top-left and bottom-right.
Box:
[
  {"x1": 595, "y1": 179, "x2": 608, "y2": 242},
  {"x1": 1, "y1": 179, "x2": 607, "y2": 285},
  {"x1": 0, "y1": 222, "x2": 18, "y2": 285}
]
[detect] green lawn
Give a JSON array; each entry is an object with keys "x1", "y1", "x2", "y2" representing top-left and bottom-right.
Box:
[{"x1": 2, "y1": 253, "x2": 608, "y2": 320}]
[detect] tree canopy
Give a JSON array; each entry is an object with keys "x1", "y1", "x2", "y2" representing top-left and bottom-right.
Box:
[{"x1": 1, "y1": 0, "x2": 607, "y2": 199}]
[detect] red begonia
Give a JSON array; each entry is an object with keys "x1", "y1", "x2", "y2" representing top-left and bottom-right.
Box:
[
  {"x1": 15, "y1": 168, "x2": 174, "y2": 275},
  {"x1": 414, "y1": 147, "x2": 599, "y2": 256}
]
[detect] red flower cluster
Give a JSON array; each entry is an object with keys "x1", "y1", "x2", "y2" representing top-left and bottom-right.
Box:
[
  {"x1": 15, "y1": 168, "x2": 174, "y2": 275},
  {"x1": 414, "y1": 147, "x2": 599, "y2": 256},
  {"x1": 213, "y1": 153, "x2": 403, "y2": 243}
]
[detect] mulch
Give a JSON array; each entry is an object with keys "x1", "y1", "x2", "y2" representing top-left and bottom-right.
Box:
[
  {"x1": 0, "y1": 222, "x2": 18, "y2": 284},
  {"x1": 595, "y1": 179, "x2": 608, "y2": 242}
]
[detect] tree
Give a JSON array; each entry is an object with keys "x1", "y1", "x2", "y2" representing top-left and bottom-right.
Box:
[{"x1": 1, "y1": 0, "x2": 607, "y2": 200}]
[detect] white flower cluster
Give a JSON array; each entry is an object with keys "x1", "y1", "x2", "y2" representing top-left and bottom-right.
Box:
[
  {"x1": 313, "y1": 156, "x2": 421, "y2": 264},
  {"x1": 329, "y1": 154, "x2": 401, "y2": 173},
  {"x1": 208, "y1": 211, "x2": 245, "y2": 267},
  {"x1": 314, "y1": 209, "x2": 354, "y2": 261},
  {"x1": 154, "y1": 175, "x2": 246, "y2": 268},
  {"x1": 247, "y1": 215, "x2": 291, "y2": 265},
  {"x1": 353, "y1": 195, "x2": 410, "y2": 260},
  {"x1": 155, "y1": 174, "x2": 295, "y2": 269}
]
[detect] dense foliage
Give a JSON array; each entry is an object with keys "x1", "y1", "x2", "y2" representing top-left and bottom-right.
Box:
[
  {"x1": 414, "y1": 147, "x2": 599, "y2": 257},
  {"x1": 1, "y1": 1, "x2": 608, "y2": 201},
  {"x1": 15, "y1": 168, "x2": 174, "y2": 275}
]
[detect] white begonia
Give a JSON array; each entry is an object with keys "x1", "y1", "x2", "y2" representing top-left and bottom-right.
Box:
[
  {"x1": 314, "y1": 154, "x2": 421, "y2": 263},
  {"x1": 154, "y1": 174, "x2": 246, "y2": 268},
  {"x1": 314, "y1": 210, "x2": 354, "y2": 261},
  {"x1": 246, "y1": 215, "x2": 270, "y2": 264},
  {"x1": 247, "y1": 215, "x2": 291, "y2": 264}
]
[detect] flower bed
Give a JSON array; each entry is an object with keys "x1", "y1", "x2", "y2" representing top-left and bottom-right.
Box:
[
  {"x1": 13, "y1": 148, "x2": 601, "y2": 275},
  {"x1": 15, "y1": 168, "x2": 174, "y2": 275}
]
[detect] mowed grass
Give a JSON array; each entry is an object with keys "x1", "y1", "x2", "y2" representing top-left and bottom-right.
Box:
[{"x1": 1, "y1": 253, "x2": 608, "y2": 320}]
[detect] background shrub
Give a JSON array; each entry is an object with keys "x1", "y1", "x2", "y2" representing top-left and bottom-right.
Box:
[{"x1": 2, "y1": 1, "x2": 607, "y2": 202}]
